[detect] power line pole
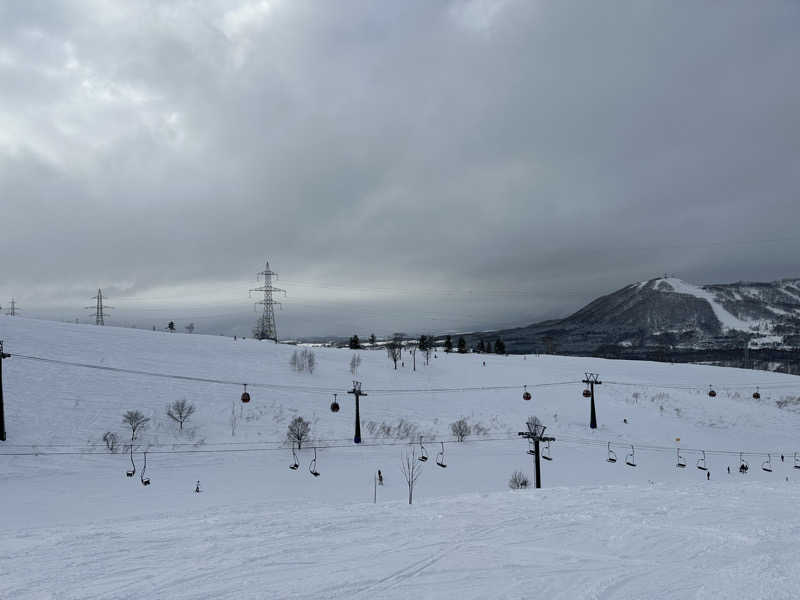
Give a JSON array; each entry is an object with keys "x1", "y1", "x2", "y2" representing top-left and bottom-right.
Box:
[
  {"x1": 249, "y1": 260, "x2": 285, "y2": 342},
  {"x1": 582, "y1": 372, "x2": 601, "y2": 429},
  {"x1": 517, "y1": 416, "x2": 555, "y2": 489},
  {"x1": 5, "y1": 298, "x2": 19, "y2": 316},
  {"x1": 348, "y1": 381, "x2": 367, "y2": 444},
  {"x1": 85, "y1": 289, "x2": 112, "y2": 325},
  {"x1": 0, "y1": 341, "x2": 9, "y2": 441}
]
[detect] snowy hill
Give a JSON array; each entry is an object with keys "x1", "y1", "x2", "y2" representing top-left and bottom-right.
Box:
[
  {"x1": 465, "y1": 276, "x2": 800, "y2": 368},
  {"x1": 1, "y1": 315, "x2": 800, "y2": 598}
]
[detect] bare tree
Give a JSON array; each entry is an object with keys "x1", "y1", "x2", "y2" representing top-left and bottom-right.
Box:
[
  {"x1": 407, "y1": 343, "x2": 417, "y2": 371},
  {"x1": 290, "y1": 349, "x2": 316, "y2": 373},
  {"x1": 450, "y1": 417, "x2": 472, "y2": 442},
  {"x1": 122, "y1": 410, "x2": 149, "y2": 443},
  {"x1": 386, "y1": 338, "x2": 402, "y2": 370},
  {"x1": 230, "y1": 399, "x2": 240, "y2": 436},
  {"x1": 350, "y1": 353, "x2": 362, "y2": 376},
  {"x1": 166, "y1": 399, "x2": 196, "y2": 431},
  {"x1": 509, "y1": 470, "x2": 530, "y2": 489},
  {"x1": 287, "y1": 416, "x2": 311, "y2": 449},
  {"x1": 102, "y1": 431, "x2": 119, "y2": 453},
  {"x1": 184, "y1": 322, "x2": 195, "y2": 334},
  {"x1": 423, "y1": 338, "x2": 433, "y2": 366},
  {"x1": 400, "y1": 446, "x2": 424, "y2": 504}
]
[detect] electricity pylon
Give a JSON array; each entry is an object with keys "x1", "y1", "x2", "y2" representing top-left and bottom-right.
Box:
[
  {"x1": 249, "y1": 260, "x2": 285, "y2": 342},
  {"x1": 85, "y1": 289, "x2": 112, "y2": 325},
  {"x1": 5, "y1": 298, "x2": 19, "y2": 316}
]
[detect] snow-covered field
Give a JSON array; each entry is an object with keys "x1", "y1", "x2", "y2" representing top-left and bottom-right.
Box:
[{"x1": 1, "y1": 316, "x2": 800, "y2": 599}]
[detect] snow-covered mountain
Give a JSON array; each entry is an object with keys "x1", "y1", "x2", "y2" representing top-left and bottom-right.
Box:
[{"x1": 466, "y1": 277, "x2": 800, "y2": 365}]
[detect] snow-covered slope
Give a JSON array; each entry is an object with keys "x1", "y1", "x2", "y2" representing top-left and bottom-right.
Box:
[{"x1": 1, "y1": 316, "x2": 800, "y2": 598}]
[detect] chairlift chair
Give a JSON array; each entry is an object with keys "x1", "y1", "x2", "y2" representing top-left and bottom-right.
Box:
[
  {"x1": 309, "y1": 448, "x2": 320, "y2": 477},
  {"x1": 625, "y1": 445, "x2": 636, "y2": 467},
  {"x1": 582, "y1": 388, "x2": 591, "y2": 398},
  {"x1": 527, "y1": 439, "x2": 536, "y2": 456},
  {"x1": 140, "y1": 451, "x2": 151, "y2": 486},
  {"x1": 436, "y1": 441, "x2": 447, "y2": 468},
  {"x1": 676, "y1": 448, "x2": 686, "y2": 468},
  {"x1": 739, "y1": 453, "x2": 749, "y2": 474},
  {"x1": 418, "y1": 436, "x2": 428, "y2": 462},
  {"x1": 696, "y1": 450, "x2": 707, "y2": 471},
  {"x1": 794, "y1": 452, "x2": 800, "y2": 470},
  {"x1": 607, "y1": 442, "x2": 617, "y2": 463},
  {"x1": 289, "y1": 446, "x2": 299, "y2": 470},
  {"x1": 761, "y1": 454, "x2": 773, "y2": 473},
  {"x1": 126, "y1": 447, "x2": 136, "y2": 477},
  {"x1": 542, "y1": 440, "x2": 553, "y2": 461}
]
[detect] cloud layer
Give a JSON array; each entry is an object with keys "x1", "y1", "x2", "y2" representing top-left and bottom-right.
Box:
[{"x1": 1, "y1": 1, "x2": 798, "y2": 336}]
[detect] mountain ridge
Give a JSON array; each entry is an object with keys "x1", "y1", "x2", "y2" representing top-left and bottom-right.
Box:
[{"x1": 460, "y1": 276, "x2": 800, "y2": 371}]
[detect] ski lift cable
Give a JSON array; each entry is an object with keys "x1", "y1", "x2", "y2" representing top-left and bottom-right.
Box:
[
  {"x1": 1, "y1": 433, "x2": 794, "y2": 459},
  {"x1": 8, "y1": 353, "x2": 799, "y2": 396}
]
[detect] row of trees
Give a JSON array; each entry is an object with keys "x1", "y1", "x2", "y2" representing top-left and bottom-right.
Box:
[
  {"x1": 350, "y1": 333, "x2": 506, "y2": 356},
  {"x1": 442, "y1": 335, "x2": 505, "y2": 354}
]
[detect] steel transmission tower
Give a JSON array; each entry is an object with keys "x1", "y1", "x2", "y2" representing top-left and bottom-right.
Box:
[
  {"x1": 5, "y1": 298, "x2": 19, "y2": 316},
  {"x1": 86, "y1": 289, "x2": 113, "y2": 325},
  {"x1": 250, "y1": 260, "x2": 286, "y2": 342}
]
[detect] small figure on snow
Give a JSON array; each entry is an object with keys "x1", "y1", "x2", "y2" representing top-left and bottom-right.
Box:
[
  {"x1": 377, "y1": 470, "x2": 383, "y2": 486},
  {"x1": 727, "y1": 466, "x2": 730, "y2": 475},
  {"x1": 623, "y1": 418, "x2": 628, "y2": 424},
  {"x1": 706, "y1": 471, "x2": 710, "y2": 481},
  {"x1": 195, "y1": 480, "x2": 201, "y2": 493},
  {"x1": 781, "y1": 454, "x2": 785, "y2": 462},
  {"x1": 482, "y1": 361, "x2": 485, "y2": 366}
]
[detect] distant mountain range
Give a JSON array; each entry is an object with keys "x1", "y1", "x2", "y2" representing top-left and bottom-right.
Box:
[{"x1": 459, "y1": 277, "x2": 800, "y2": 371}]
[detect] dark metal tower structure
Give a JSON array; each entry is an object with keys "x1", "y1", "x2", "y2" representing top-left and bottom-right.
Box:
[
  {"x1": 250, "y1": 260, "x2": 285, "y2": 342},
  {"x1": 5, "y1": 298, "x2": 19, "y2": 316},
  {"x1": 86, "y1": 289, "x2": 112, "y2": 325}
]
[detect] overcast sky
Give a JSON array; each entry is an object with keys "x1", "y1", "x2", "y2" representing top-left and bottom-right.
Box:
[{"x1": 1, "y1": 1, "x2": 798, "y2": 338}]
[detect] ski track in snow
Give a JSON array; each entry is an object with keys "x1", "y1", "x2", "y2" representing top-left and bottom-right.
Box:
[{"x1": 1, "y1": 316, "x2": 799, "y2": 598}]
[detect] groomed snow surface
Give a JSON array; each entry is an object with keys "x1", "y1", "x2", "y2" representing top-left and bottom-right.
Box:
[{"x1": 1, "y1": 316, "x2": 800, "y2": 599}]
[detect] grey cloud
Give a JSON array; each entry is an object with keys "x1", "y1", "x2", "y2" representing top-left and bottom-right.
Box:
[{"x1": 1, "y1": 1, "x2": 798, "y2": 337}]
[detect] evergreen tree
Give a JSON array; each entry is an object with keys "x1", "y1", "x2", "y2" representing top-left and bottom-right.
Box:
[
  {"x1": 444, "y1": 335, "x2": 453, "y2": 353},
  {"x1": 349, "y1": 334, "x2": 361, "y2": 349},
  {"x1": 167, "y1": 321, "x2": 175, "y2": 332},
  {"x1": 457, "y1": 336, "x2": 467, "y2": 353},
  {"x1": 369, "y1": 333, "x2": 377, "y2": 347},
  {"x1": 477, "y1": 339, "x2": 485, "y2": 353},
  {"x1": 494, "y1": 338, "x2": 506, "y2": 354},
  {"x1": 418, "y1": 335, "x2": 428, "y2": 351}
]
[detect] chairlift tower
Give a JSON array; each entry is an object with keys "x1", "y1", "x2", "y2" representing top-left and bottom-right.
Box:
[
  {"x1": 348, "y1": 381, "x2": 367, "y2": 444},
  {"x1": 250, "y1": 260, "x2": 286, "y2": 342},
  {"x1": 0, "y1": 340, "x2": 8, "y2": 440},
  {"x1": 85, "y1": 289, "x2": 112, "y2": 325},
  {"x1": 518, "y1": 416, "x2": 555, "y2": 489},
  {"x1": 582, "y1": 372, "x2": 601, "y2": 429}
]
